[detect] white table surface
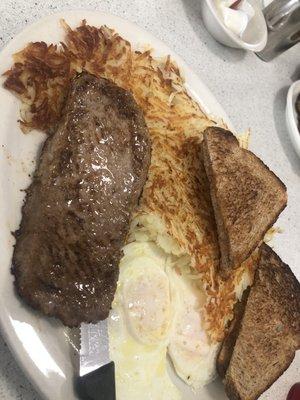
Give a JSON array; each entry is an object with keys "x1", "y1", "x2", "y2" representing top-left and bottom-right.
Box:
[{"x1": 0, "y1": 0, "x2": 299, "y2": 399}]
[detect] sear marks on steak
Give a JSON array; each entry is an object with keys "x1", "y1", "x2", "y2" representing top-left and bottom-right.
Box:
[{"x1": 12, "y1": 72, "x2": 151, "y2": 327}]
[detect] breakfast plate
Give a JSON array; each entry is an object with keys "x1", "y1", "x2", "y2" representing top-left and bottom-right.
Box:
[{"x1": 0, "y1": 10, "x2": 298, "y2": 400}]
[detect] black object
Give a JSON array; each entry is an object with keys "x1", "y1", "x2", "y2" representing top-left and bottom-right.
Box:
[{"x1": 75, "y1": 361, "x2": 116, "y2": 400}]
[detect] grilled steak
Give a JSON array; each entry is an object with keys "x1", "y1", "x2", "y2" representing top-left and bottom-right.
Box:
[{"x1": 12, "y1": 72, "x2": 151, "y2": 327}]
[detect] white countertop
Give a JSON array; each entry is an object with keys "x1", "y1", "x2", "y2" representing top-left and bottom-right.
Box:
[{"x1": 0, "y1": 0, "x2": 299, "y2": 399}]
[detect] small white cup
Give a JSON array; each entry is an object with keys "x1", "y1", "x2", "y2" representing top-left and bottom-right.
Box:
[
  {"x1": 200, "y1": 0, "x2": 268, "y2": 51},
  {"x1": 286, "y1": 80, "x2": 300, "y2": 158}
]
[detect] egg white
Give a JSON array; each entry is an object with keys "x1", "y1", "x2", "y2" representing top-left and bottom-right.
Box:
[{"x1": 108, "y1": 237, "x2": 231, "y2": 398}]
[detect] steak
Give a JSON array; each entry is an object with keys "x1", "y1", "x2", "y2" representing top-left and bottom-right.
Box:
[{"x1": 12, "y1": 72, "x2": 151, "y2": 327}]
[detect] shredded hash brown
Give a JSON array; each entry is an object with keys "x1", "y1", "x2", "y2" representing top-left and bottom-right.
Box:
[{"x1": 4, "y1": 20, "x2": 256, "y2": 342}]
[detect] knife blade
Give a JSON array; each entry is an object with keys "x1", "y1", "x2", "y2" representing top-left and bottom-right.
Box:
[{"x1": 75, "y1": 319, "x2": 116, "y2": 400}]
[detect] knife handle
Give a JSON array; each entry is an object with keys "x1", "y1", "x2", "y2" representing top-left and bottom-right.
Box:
[{"x1": 75, "y1": 361, "x2": 116, "y2": 400}]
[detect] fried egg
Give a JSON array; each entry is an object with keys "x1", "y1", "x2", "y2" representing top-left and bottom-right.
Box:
[
  {"x1": 108, "y1": 239, "x2": 223, "y2": 399},
  {"x1": 108, "y1": 242, "x2": 181, "y2": 400}
]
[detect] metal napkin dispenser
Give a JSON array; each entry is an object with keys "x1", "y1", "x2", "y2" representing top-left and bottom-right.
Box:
[{"x1": 256, "y1": 0, "x2": 300, "y2": 61}]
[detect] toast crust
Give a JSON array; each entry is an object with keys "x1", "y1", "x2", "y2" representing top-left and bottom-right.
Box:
[{"x1": 217, "y1": 287, "x2": 250, "y2": 379}]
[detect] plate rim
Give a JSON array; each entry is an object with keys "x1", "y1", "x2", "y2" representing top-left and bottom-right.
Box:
[{"x1": 0, "y1": 9, "x2": 232, "y2": 400}]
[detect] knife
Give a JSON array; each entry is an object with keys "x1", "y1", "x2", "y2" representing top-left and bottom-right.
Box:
[{"x1": 75, "y1": 319, "x2": 116, "y2": 400}]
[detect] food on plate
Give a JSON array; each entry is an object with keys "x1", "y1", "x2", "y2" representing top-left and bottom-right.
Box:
[
  {"x1": 6, "y1": 20, "x2": 254, "y2": 391},
  {"x1": 201, "y1": 127, "x2": 287, "y2": 276},
  {"x1": 12, "y1": 72, "x2": 150, "y2": 327},
  {"x1": 217, "y1": 244, "x2": 300, "y2": 400},
  {"x1": 4, "y1": 19, "x2": 295, "y2": 399}
]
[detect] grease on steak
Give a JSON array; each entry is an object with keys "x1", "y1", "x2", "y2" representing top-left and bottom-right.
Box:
[{"x1": 12, "y1": 72, "x2": 150, "y2": 327}]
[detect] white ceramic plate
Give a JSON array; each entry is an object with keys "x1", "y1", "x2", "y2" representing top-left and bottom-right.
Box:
[{"x1": 0, "y1": 10, "x2": 298, "y2": 400}]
